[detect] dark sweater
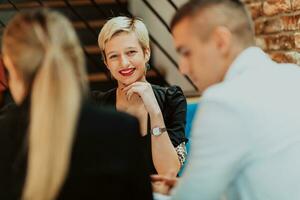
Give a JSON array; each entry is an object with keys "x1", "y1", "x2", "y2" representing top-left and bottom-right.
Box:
[{"x1": 0, "y1": 99, "x2": 153, "y2": 200}]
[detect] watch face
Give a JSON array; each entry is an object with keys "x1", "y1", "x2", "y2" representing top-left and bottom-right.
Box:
[
  {"x1": 151, "y1": 127, "x2": 166, "y2": 136},
  {"x1": 152, "y1": 128, "x2": 160, "y2": 136}
]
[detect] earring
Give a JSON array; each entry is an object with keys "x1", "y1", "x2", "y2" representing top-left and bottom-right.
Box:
[{"x1": 145, "y1": 63, "x2": 150, "y2": 71}]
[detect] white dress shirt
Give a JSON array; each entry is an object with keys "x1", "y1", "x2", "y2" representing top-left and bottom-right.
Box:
[{"x1": 172, "y1": 47, "x2": 300, "y2": 200}]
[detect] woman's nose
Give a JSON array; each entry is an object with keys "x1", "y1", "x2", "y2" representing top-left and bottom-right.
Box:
[{"x1": 119, "y1": 55, "x2": 130, "y2": 68}]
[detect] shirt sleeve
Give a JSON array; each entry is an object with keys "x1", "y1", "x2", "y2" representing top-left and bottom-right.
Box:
[
  {"x1": 172, "y1": 98, "x2": 251, "y2": 200},
  {"x1": 163, "y1": 86, "x2": 188, "y2": 166},
  {"x1": 164, "y1": 86, "x2": 188, "y2": 147}
]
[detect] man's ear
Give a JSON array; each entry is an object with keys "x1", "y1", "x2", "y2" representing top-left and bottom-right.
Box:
[
  {"x1": 144, "y1": 48, "x2": 151, "y2": 62},
  {"x1": 212, "y1": 26, "x2": 232, "y2": 56}
]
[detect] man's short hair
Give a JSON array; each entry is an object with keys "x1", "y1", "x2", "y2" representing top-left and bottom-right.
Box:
[{"x1": 171, "y1": 0, "x2": 254, "y2": 47}]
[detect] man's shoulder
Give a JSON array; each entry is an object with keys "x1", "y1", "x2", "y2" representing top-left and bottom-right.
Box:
[
  {"x1": 201, "y1": 80, "x2": 243, "y2": 105},
  {"x1": 202, "y1": 60, "x2": 300, "y2": 112},
  {"x1": 200, "y1": 74, "x2": 260, "y2": 117}
]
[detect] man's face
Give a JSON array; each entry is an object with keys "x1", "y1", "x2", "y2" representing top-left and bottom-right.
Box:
[{"x1": 172, "y1": 17, "x2": 225, "y2": 93}]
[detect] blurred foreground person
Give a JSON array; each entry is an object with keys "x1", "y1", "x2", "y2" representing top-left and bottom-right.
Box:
[
  {"x1": 0, "y1": 9, "x2": 152, "y2": 200},
  {"x1": 152, "y1": 0, "x2": 300, "y2": 200}
]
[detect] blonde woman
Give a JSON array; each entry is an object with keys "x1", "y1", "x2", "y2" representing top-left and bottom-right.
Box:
[
  {"x1": 0, "y1": 10, "x2": 152, "y2": 200},
  {"x1": 92, "y1": 16, "x2": 188, "y2": 176}
]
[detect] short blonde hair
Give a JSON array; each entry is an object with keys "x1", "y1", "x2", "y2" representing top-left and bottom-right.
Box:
[{"x1": 98, "y1": 16, "x2": 150, "y2": 60}]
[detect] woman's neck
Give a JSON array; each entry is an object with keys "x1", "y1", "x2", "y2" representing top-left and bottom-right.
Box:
[{"x1": 116, "y1": 87, "x2": 127, "y2": 102}]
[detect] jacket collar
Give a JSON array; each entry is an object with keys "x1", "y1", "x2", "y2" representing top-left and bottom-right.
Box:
[{"x1": 224, "y1": 47, "x2": 273, "y2": 81}]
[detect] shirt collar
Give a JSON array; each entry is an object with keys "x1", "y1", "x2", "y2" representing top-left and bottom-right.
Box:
[{"x1": 224, "y1": 46, "x2": 272, "y2": 81}]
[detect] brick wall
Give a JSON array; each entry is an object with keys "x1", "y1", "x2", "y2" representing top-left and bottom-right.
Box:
[{"x1": 243, "y1": 0, "x2": 300, "y2": 65}]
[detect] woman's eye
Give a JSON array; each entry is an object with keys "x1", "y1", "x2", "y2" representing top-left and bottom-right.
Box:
[
  {"x1": 109, "y1": 55, "x2": 117, "y2": 59},
  {"x1": 127, "y1": 51, "x2": 137, "y2": 55}
]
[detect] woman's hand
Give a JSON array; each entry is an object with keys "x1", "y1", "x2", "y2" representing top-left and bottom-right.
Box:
[
  {"x1": 123, "y1": 83, "x2": 180, "y2": 175},
  {"x1": 123, "y1": 82, "x2": 161, "y2": 116},
  {"x1": 151, "y1": 174, "x2": 178, "y2": 195}
]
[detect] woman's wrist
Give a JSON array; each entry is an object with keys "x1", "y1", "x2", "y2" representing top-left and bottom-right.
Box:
[
  {"x1": 149, "y1": 110, "x2": 163, "y2": 120},
  {"x1": 149, "y1": 111, "x2": 165, "y2": 128}
]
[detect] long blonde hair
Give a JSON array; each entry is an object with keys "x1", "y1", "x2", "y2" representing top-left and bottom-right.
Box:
[{"x1": 2, "y1": 9, "x2": 88, "y2": 200}]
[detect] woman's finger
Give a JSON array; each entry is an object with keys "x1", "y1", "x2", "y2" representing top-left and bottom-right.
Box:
[
  {"x1": 151, "y1": 174, "x2": 166, "y2": 182},
  {"x1": 126, "y1": 86, "x2": 143, "y2": 96},
  {"x1": 151, "y1": 175, "x2": 178, "y2": 186},
  {"x1": 123, "y1": 82, "x2": 141, "y2": 92},
  {"x1": 123, "y1": 81, "x2": 148, "y2": 92},
  {"x1": 126, "y1": 89, "x2": 135, "y2": 101}
]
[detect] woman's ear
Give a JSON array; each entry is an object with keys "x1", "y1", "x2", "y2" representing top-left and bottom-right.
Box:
[
  {"x1": 102, "y1": 53, "x2": 109, "y2": 70},
  {"x1": 144, "y1": 48, "x2": 151, "y2": 62},
  {"x1": 3, "y1": 55, "x2": 28, "y2": 104},
  {"x1": 103, "y1": 59, "x2": 108, "y2": 68}
]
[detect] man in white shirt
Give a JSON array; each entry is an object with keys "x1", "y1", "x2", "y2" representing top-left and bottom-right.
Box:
[{"x1": 152, "y1": 0, "x2": 300, "y2": 199}]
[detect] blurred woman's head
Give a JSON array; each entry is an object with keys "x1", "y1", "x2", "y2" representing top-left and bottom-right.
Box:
[
  {"x1": 98, "y1": 16, "x2": 150, "y2": 87},
  {"x1": 2, "y1": 9, "x2": 87, "y2": 104},
  {"x1": 2, "y1": 9, "x2": 88, "y2": 200}
]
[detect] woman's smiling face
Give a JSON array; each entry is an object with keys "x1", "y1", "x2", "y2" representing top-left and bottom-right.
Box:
[{"x1": 104, "y1": 31, "x2": 150, "y2": 87}]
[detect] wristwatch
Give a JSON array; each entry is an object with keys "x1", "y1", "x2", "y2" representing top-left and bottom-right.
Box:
[{"x1": 151, "y1": 127, "x2": 167, "y2": 136}]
